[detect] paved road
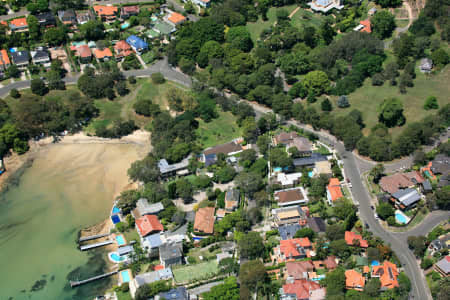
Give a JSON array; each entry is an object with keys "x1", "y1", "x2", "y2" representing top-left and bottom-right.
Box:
[
  {"x1": 245, "y1": 102, "x2": 437, "y2": 300},
  {"x1": 394, "y1": 210, "x2": 450, "y2": 242},
  {"x1": 188, "y1": 281, "x2": 223, "y2": 295},
  {"x1": 0, "y1": 57, "x2": 191, "y2": 98},
  {"x1": 0, "y1": 8, "x2": 28, "y2": 21}
]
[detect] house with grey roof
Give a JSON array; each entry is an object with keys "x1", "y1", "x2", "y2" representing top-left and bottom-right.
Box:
[
  {"x1": 391, "y1": 188, "x2": 421, "y2": 210},
  {"x1": 133, "y1": 198, "x2": 164, "y2": 217},
  {"x1": 129, "y1": 268, "x2": 173, "y2": 298},
  {"x1": 11, "y1": 50, "x2": 29, "y2": 69},
  {"x1": 293, "y1": 153, "x2": 328, "y2": 167},
  {"x1": 158, "y1": 157, "x2": 190, "y2": 178},
  {"x1": 434, "y1": 256, "x2": 450, "y2": 277},
  {"x1": 142, "y1": 233, "x2": 162, "y2": 257},
  {"x1": 117, "y1": 245, "x2": 134, "y2": 256},
  {"x1": 160, "y1": 242, "x2": 183, "y2": 267},
  {"x1": 420, "y1": 58, "x2": 433, "y2": 73},
  {"x1": 31, "y1": 47, "x2": 50, "y2": 66}
]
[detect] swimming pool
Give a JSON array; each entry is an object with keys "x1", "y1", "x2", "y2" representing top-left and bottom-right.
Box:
[
  {"x1": 192, "y1": 237, "x2": 204, "y2": 241},
  {"x1": 371, "y1": 260, "x2": 380, "y2": 266},
  {"x1": 308, "y1": 171, "x2": 314, "y2": 178},
  {"x1": 311, "y1": 275, "x2": 325, "y2": 281},
  {"x1": 111, "y1": 214, "x2": 121, "y2": 224},
  {"x1": 112, "y1": 206, "x2": 121, "y2": 215},
  {"x1": 120, "y1": 270, "x2": 131, "y2": 283},
  {"x1": 395, "y1": 210, "x2": 410, "y2": 224},
  {"x1": 108, "y1": 252, "x2": 126, "y2": 263},
  {"x1": 121, "y1": 22, "x2": 129, "y2": 29},
  {"x1": 9, "y1": 48, "x2": 16, "y2": 53},
  {"x1": 116, "y1": 235, "x2": 126, "y2": 246}
]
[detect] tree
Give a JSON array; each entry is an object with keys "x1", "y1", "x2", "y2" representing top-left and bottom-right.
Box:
[
  {"x1": 10, "y1": 89, "x2": 20, "y2": 98},
  {"x1": 203, "y1": 276, "x2": 239, "y2": 300},
  {"x1": 378, "y1": 98, "x2": 405, "y2": 127},
  {"x1": 407, "y1": 235, "x2": 427, "y2": 257},
  {"x1": 431, "y1": 48, "x2": 450, "y2": 67},
  {"x1": 30, "y1": 78, "x2": 48, "y2": 96},
  {"x1": 80, "y1": 20, "x2": 105, "y2": 40},
  {"x1": 334, "y1": 199, "x2": 357, "y2": 220},
  {"x1": 424, "y1": 96, "x2": 439, "y2": 110},
  {"x1": 321, "y1": 98, "x2": 332, "y2": 111},
  {"x1": 46, "y1": 70, "x2": 65, "y2": 90},
  {"x1": 214, "y1": 165, "x2": 236, "y2": 183},
  {"x1": 239, "y1": 149, "x2": 257, "y2": 168},
  {"x1": 235, "y1": 172, "x2": 262, "y2": 198},
  {"x1": 375, "y1": 0, "x2": 402, "y2": 8},
  {"x1": 294, "y1": 227, "x2": 315, "y2": 240},
  {"x1": 151, "y1": 72, "x2": 165, "y2": 84},
  {"x1": 127, "y1": 155, "x2": 160, "y2": 183},
  {"x1": 303, "y1": 70, "x2": 330, "y2": 96},
  {"x1": 239, "y1": 260, "x2": 268, "y2": 291},
  {"x1": 135, "y1": 280, "x2": 171, "y2": 300},
  {"x1": 323, "y1": 267, "x2": 346, "y2": 297},
  {"x1": 364, "y1": 278, "x2": 381, "y2": 297},
  {"x1": 370, "y1": 163, "x2": 385, "y2": 183},
  {"x1": 337, "y1": 95, "x2": 350, "y2": 108},
  {"x1": 238, "y1": 232, "x2": 264, "y2": 259},
  {"x1": 372, "y1": 10, "x2": 396, "y2": 39},
  {"x1": 6, "y1": 65, "x2": 20, "y2": 78},
  {"x1": 320, "y1": 18, "x2": 336, "y2": 45},
  {"x1": 176, "y1": 178, "x2": 193, "y2": 202},
  {"x1": 43, "y1": 27, "x2": 67, "y2": 46},
  {"x1": 326, "y1": 223, "x2": 345, "y2": 241},
  {"x1": 435, "y1": 185, "x2": 450, "y2": 210},
  {"x1": 269, "y1": 147, "x2": 293, "y2": 169},
  {"x1": 27, "y1": 15, "x2": 40, "y2": 41},
  {"x1": 329, "y1": 239, "x2": 351, "y2": 259},
  {"x1": 226, "y1": 26, "x2": 253, "y2": 52},
  {"x1": 376, "y1": 202, "x2": 395, "y2": 220},
  {"x1": 179, "y1": 57, "x2": 196, "y2": 75}
]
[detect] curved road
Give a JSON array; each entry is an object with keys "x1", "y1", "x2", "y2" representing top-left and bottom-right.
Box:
[{"x1": 0, "y1": 56, "x2": 447, "y2": 299}]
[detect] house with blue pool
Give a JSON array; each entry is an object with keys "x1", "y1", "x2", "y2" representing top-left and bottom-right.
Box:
[{"x1": 126, "y1": 35, "x2": 148, "y2": 55}]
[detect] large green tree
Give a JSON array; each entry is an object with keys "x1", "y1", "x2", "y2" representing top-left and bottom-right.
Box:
[
  {"x1": 372, "y1": 11, "x2": 396, "y2": 39},
  {"x1": 378, "y1": 98, "x2": 406, "y2": 127}
]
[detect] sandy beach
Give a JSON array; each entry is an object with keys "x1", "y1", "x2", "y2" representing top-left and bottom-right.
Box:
[{"x1": 0, "y1": 130, "x2": 151, "y2": 192}]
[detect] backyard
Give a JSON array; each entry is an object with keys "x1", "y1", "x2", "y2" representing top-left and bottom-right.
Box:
[
  {"x1": 172, "y1": 260, "x2": 219, "y2": 284},
  {"x1": 196, "y1": 111, "x2": 243, "y2": 148}
]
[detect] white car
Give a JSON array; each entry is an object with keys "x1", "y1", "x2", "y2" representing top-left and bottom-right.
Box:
[{"x1": 374, "y1": 213, "x2": 379, "y2": 219}]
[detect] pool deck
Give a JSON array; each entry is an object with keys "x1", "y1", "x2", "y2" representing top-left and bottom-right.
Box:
[{"x1": 113, "y1": 233, "x2": 127, "y2": 246}]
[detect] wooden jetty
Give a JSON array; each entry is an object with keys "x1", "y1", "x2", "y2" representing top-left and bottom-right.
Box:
[
  {"x1": 79, "y1": 240, "x2": 113, "y2": 251},
  {"x1": 79, "y1": 233, "x2": 110, "y2": 243},
  {"x1": 70, "y1": 270, "x2": 118, "y2": 287}
]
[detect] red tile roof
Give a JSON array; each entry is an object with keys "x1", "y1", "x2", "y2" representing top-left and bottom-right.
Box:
[
  {"x1": 327, "y1": 178, "x2": 343, "y2": 202},
  {"x1": 280, "y1": 238, "x2": 311, "y2": 258},
  {"x1": 360, "y1": 19, "x2": 371, "y2": 33},
  {"x1": 135, "y1": 215, "x2": 164, "y2": 237},
  {"x1": 0, "y1": 50, "x2": 10, "y2": 66},
  {"x1": 93, "y1": 5, "x2": 118, "y2": 17},
  {"x1": 324, "y1": 256, "x2": 338, "y2": 269},
  {"x1": 76, "y1": 45, "x2": 92, "y2": 58},
  {"x1": 286, "y1": 261, "x2": 315, "y2": 279},
  {"x1": 94, "y1": 47, "x2": 113, "y2": 59},
  {"x1": 282, "y1": 279, "x2": 321, "y2": 299},
  {"x1": 194, "y1": 207, "x2": 215, "y2": 234},
  {"x1": 380, "y1": 173, "x2": 415, "y2": 194},
  {"x1": 168, "y1": 12, "x2": 186, "y2": 24},
  {"x1": 345, "y1": 231, "x2": 368, "y2": 248},
  {"x1": 154, "y1": 264, "x2": 165, "y2": 271},
  {"x1": 345, "y1": 270, "x2": 365, "y2": 290},
  {"x1": 10, "y1": 17, "x2": 27, "y2": 27},
  {"x1": 114, "y1": 40, "x2": 133, "y2": 57},
  {"x1": 372, "y1": 261, "x2": 399, "y2": 289}
]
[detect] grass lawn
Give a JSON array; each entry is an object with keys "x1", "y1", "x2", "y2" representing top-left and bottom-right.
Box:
[
  {"x1": 246, "y1": 5, "x2": 297, "y2": 42},
  {"x1": 116, "y1": 291, "x2": 132, "y2": 300},
  {"x1": 330, "y1": 65, "x2": 450, "y2": 137},
  {"x1": 173, "y1": 260, "x2": 219, "y2": 283},
  {"x1": 123, "y1": 228, "x2": 140, "y2": 243},
  {"x1": 395, "y1": 19, "x2": 409, "y2": 28},
  {"x1": 290, "y1": 8, "x2": 323, "y2": 29},
  {"x1": 196, "y1": 111, "x2": 243, "y2": 148},
  {"x1": 187, "y1": 247, "x2": 221, "y2": 264}
]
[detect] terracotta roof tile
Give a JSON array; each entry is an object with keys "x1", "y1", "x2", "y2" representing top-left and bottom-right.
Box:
[
  {"x1": 380, "y1": 173, "x2": 415, "y2": 194},
  {"x1": 327, "y1": 178, "x2": 343, "y2": 202},
  {"x1": 10, "y1": 17, "x2": 27, "y2": 27},
  {"x1": 286, "y1": 261, "x2": 314, "y2": 279},
  {"x1": 135, "y1": 215, "x2": 164, "y2": 237},
  {"x1": 360, "y1": 19, "x2": 371, "y2": 33},
  {"x1": 282, "y1": 279, "x2": 321, "y2": 299},
  {"x1": 94, "y1": 47, "x2": 113, "y2": 59},
  {"x1": 93, "y1": 5, "x2": 118, "y2": 17},
  {"x1": 372, "y1": 261, "x2": 399, "y2": 289},
  {"x1": 168, "y1": 12, "x2": 186, "y2": 24},
  {"x1": 345, "y1": 231, "x2": 368, "y2": 248},
  {"x1": 0, "y1": 50, "x2": 10, "y2": 66},
  {"x1": 194, "y1": 207, "x2": 215, "y2": 234},
  {"x1": 345, "y1": 270, "x2": 365, "y2": 290}
]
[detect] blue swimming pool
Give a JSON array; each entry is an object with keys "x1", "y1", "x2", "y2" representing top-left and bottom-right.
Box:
[
  {"x1": 371, "y1": 260, "x2": 380, "y2": 266},
  {"x1": 121, "y1": 22, "x2": 129, "y2": 29},
  {"x1": 395, "y1": 212, "x2": 408, "y2": 224},
  {"x1": 311, "y1": 275, "x2": 326, "y2": 281},
  {"x1": 121, "y1": 270, "x2": 131, "y2": 283},
  {"x1": 111, "y1": 215, "x2": 120, "y2": 224},
  {"x1": 308, "y1": 171, "x2": 314, "y2": 178},
  {"x1": 193, "y1": 237, "x2": 204, "y2": 241},
  {"x1": 112, "y1": 206, "x2": 121, "y2": 215},
  {"x1": 109, "y1": 252, "x2": 126, "y2": 263},
  {"x1": 116, "y1": 235, "x2": 126, "y2": 246},
  {"x1": 9, "y1": 48, "x2": 16, "y2": 53}
]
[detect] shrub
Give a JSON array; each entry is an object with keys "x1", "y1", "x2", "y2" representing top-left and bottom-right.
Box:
[
  {"x1": 151, "y1": 72, "x2": 165, "y2": 84},
  {"x1": 10, "y1": 88, "x2": 20, "y2": 98},
  {"x1": 424, "y1": 96, "x2": 439, "y2": 110},
  {"x1": 372, "y1": 73, "x2": 385, "y2": 86},
  {"x1": 187, "y1": 256, "x2": 196, "y2": 264},
  {"x1": 421, "y1": 258, "x2": 433, "y2": 269},
  {"x1": 116, "y1": 222, "x2": 127, "y2": 232},
  {"x1": 128, "y1": 76, "x2": 136, "y2": 84},
  {"x1": 337, "y1": 95, "x2": 350, "y2": 108},
  {"x1": 387, "y1": 216, "x2": 396, "y2": 226}
]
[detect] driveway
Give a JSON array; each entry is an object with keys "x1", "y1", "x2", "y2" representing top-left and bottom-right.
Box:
[{"x1": 188, "y1": 281, "x2": 223, "y2": 295}]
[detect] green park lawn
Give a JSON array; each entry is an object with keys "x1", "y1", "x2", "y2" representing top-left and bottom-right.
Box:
[
  {"x1": 329, "y1": 64, "x2": 450, "y2": 137},
  {"x1": 196, "y1": 111, "x2": 243, "y2": 148},
  {"x1": 172, "y1": 260, "x2": 219, "y2": 283}
]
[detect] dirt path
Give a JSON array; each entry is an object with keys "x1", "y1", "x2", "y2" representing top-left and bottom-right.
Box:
[{"x1": 289, "y1": 6, "x2": 300, "y2": 19}]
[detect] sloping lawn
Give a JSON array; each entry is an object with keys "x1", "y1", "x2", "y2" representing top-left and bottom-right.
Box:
[
  {"x1": 173, "y1": 260, "x2": 219, "y2": 283},
  {"x1": 330, "y1": 65, "x2": 450, "y2": 137},
  {"x1": 196, "y1": 111, "x2": 243, "y2": 148}
]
